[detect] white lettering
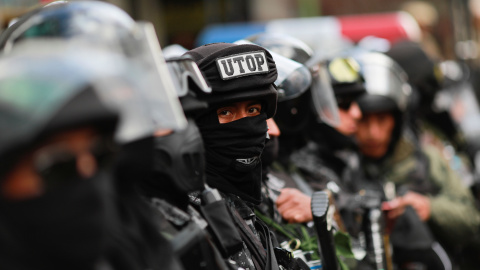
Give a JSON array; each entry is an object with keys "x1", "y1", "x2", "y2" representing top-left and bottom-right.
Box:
[{"x1": 216, "y1": 51, "x2": 269, "y2": 80}]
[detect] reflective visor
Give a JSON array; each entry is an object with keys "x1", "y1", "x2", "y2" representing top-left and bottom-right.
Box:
[
  {"x1": 125, "y1": 22, "x2": 188, "y2": 133},
  {"x1": 273, "y1": 53, "x2": 311, "y2": 102},
  {"x1": 166, "y1": 56, "x2": 212, "y2": 97},
  {"x1": 310, "y1": 64, "x2": 341, "y2": 127},
  {"x1": 3, "y1": 29, "x2": 188, "y2": 144}
]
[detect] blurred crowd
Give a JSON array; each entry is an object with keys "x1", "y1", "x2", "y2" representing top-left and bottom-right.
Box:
[{"x1": 2, "y1": 1, "x2": 480, "y2": 270}]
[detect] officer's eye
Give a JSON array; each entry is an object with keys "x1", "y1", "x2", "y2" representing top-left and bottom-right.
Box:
[
  {"x1": 217, "y1": 107, "x2": 234, "y2": 117},
  {"x1": 217, "y1": 107, "x2": 236, "y2": 124},
  {"x1": 247, "y1": 104, "x2": 262, "y2": 115},
  {"x1": 219, "y1": 110, "x2": 231, "y2": 116}
]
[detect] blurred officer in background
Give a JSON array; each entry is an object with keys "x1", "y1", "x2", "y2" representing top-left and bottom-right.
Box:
[
  {"x1": 355, "y1": 52, "x2": 480, "y2": 269},
  {"x1": 0, "y1": 2, "x2": 190, "y2": 269},
  {"x1": 290, "y1": 56, "x2": 365, "y2": 192},
  {"x1": 247, "y1": 33, "x2": 346, "y2": 198},
  {"x1": 279, "y1": 55, "x2": 365, "y2": 224},
  {"x1": 285, "y1": 54, "x2": 394, "y2": 270},
  {"x1": 386, "y1": 40, "x2": 477, "y2": 192},
  {"x1": 247, "y1": 33, "x2": 358, "y2": 269},
  {"x1": 0, "y1": 39, "x2": 184, "y2": 269}
]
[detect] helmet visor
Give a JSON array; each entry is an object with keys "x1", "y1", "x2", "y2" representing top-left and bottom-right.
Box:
[
  {"x1": 6, "y1": 31, "x2": 187, "y2": 143},
  {"x1": 166, "y1": 56, "x2": 212, "y2": 97},
  {"x1": 274, "y1": 54, "x2": 311, "y2": 102},
  {"x1": 357, "y1": 52, "x2": 411, "y2": 112},
  {"x1": 123, "y1": 22, "x2": 188, "y2": 133},
  {"x1": 309, "y1": 64, "x2": 341, "y2": 127},
  {"x1": 235, "y1": 39, "x2": 311, "y2": 103}
]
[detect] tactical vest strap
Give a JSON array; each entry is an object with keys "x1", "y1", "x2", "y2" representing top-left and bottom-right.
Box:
[
  {"x1": 255, "y1": 219, "x2": 281, "y2": 270},
  {"x1": 227, "y1": 202, "x2": 267, "y2": 269},
  {"x1": 200, "y1": 200, "x2": 243, "y2": 257}
]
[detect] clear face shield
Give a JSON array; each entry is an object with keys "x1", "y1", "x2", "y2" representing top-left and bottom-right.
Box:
[
  {"x1": 273, "y1": 53, "x2": 312, "y2": 102},
  {"x1": 308, "y1": 63, "x2": 341, "y2": 127},
  {"x1": 5, "y1": 26, "x2": 188, "y2": 144},
  {"x1": 121, "y1": 22, "x2": 188, "y2": 134},
  {"x1": 0, "y1": 50, "x2": 124, "y2": 149}
]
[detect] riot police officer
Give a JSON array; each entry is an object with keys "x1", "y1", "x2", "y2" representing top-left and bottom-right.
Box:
[
  {"x1": 0, "y1": 2, "x2": 190, "y2": 269},
  {"x1": 386, "y1": 41, "x2": 478, "y2": 197},
  {"x1": 0, "y1": 40, "x2": 183, "y2": 270},
  {"x1": 355, "y1": 52, "x2": 480, "y2": 270},
  {"x1": 184, "y1": 42, "x2": 312, "y2": 270}
]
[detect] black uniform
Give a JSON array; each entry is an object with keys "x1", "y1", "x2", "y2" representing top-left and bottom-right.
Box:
[{"x1": 185, "y1": 42, "x2": 309, "y2": 270}]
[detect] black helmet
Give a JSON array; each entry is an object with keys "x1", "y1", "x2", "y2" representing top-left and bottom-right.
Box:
[
  {"x1": 184, "y1": 42, "x2": 278, "y2": 118},
  {"x1": 326, "y1": 57, "x2": 366, "y2": 101},
  {"x1": 273, "y1": 54, "x2": 315, "y2": 135},
  {"x1": 385, "y1": 40, "x2": 442, "y2": 107},
  {"x1": 307, "y1": 56, "x2": 366, "y2": 122},
  {"x1": 246, "y1": 32, "x2": 313, "y2": 64},
  {"x1": 0, "y1": 1, "x2": 135, "y2": 52},
  {"x1": 246, "y1": 35, "x2": 341, "y2": 130},
  {"x1": 236, "y1": 38, "x2": 311, "y2": 103},
  {"x1": 355, "y1": 52, "x2": 412, "y2": 114},
  {"x1": 355, "y1": 52, "x2": 412, "y2": 159}
]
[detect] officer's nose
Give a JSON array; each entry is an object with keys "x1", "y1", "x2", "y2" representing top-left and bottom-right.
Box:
[
  {"x1": 348, "y1": 102, "x2": 362, "y2": 120},
  {"x1": 267, "y1": 118, "x2": 281, "y2": 137},
  {"x1": 368, "y1": 120, "x2": 383, "y2": 138},
  {"x1": 77, "y1": 151, "x2": 97, "y2": 178}
]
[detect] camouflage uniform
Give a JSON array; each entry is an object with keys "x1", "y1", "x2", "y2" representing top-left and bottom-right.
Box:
[{"x1": 362, "y1": 134, "x2": 480, "y2": 251}]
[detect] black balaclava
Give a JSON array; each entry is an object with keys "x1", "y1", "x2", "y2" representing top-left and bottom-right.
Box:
[
  {"x1": 140, "y1": 119, "x2": 205, "y2": 210},
  {"x1": 262, "y1": 136, "x2": 279, "y2": 170},
  {"x1": 0, "y1": 172, "x2": 111, "y2": 270},
  {"x1": 185, "y1": 43, "x2": 277, "y2": 205},
  {"x1": 0, "y1": 85, "x2": 119, "y2": 270},
  {"x1": 261, "y1": 136, "x2": 279, "y2": 181},
  {"x1": 114, "y1": 136, "x2": 154, "y2": 194},
  {"x1": 196, "y1": 110, "x2": 268, "y2": 205}
]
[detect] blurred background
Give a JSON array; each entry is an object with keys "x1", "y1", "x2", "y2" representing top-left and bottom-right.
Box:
[
  {"x1": 4, "y1": 0, "x2": 480, "y2": 166},
  {"x1": 0, "y1": 0, "x2": 476, "y2": 60}
]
